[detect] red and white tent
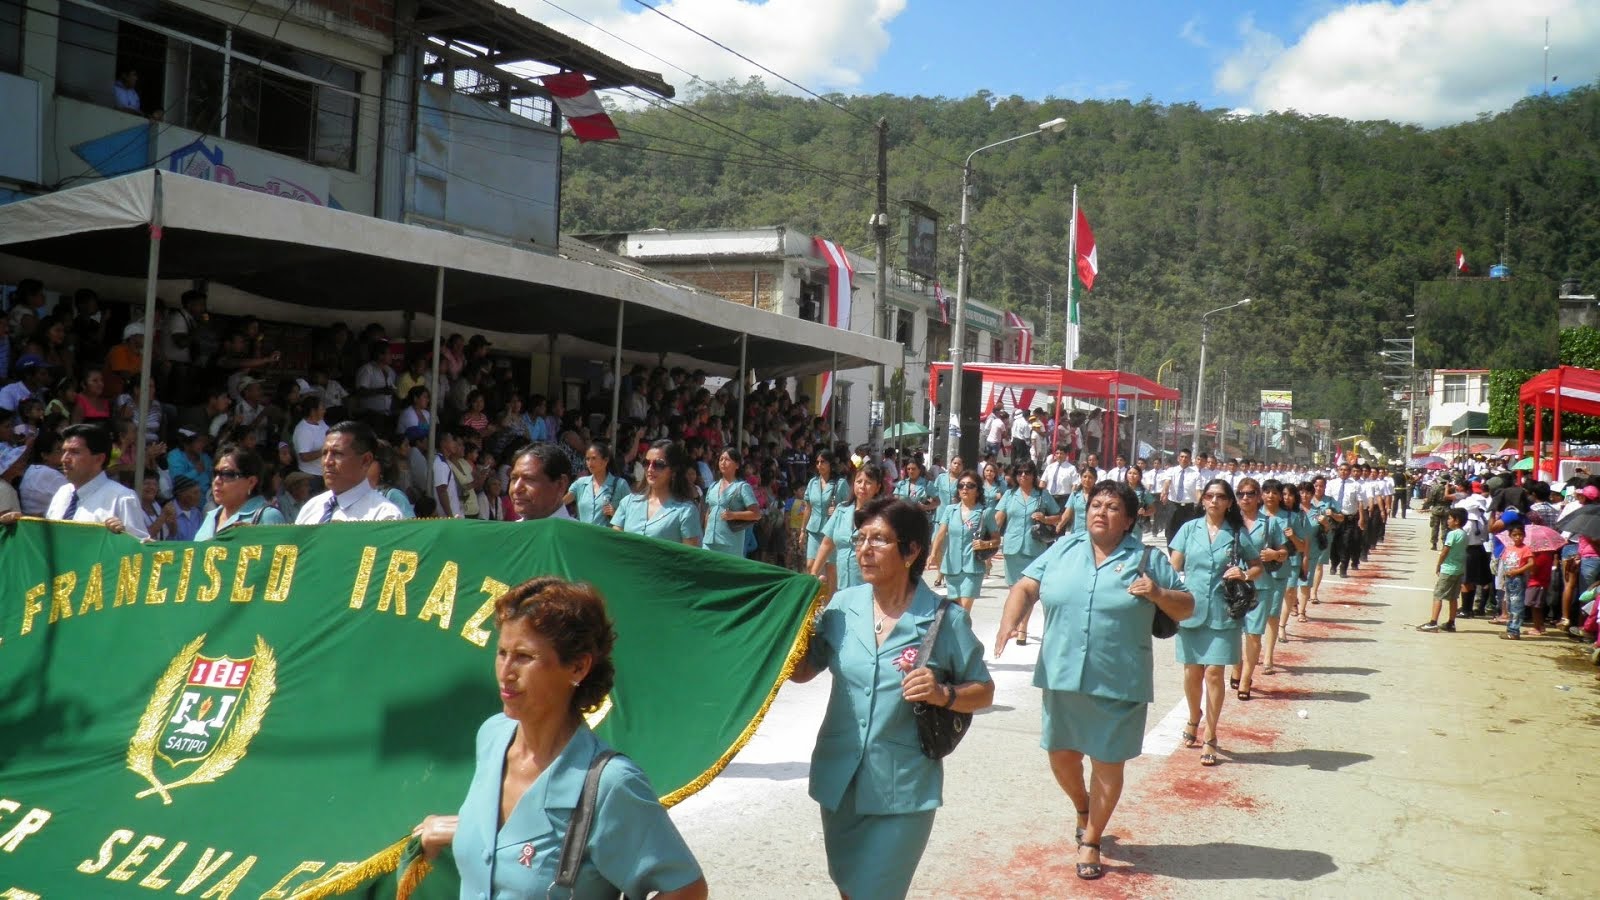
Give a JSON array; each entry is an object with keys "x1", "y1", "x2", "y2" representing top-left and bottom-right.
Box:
[{"x1": 1518, "y1": 365, "x2": 1600, "y2": 478}]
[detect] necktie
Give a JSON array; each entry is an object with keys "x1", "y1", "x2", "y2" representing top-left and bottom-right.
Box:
[
  {"x1": 1338, "y1": 481, "x2": 1347, "y2": 511},
  {"x1": 64, "y1": 489, "x2": 80, "y2": 520},
  {"x1": 319, "y1": 496, "x2": 338, "y2": 523}
]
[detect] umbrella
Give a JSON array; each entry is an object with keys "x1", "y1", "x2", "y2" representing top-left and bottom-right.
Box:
[
  {"x1": 1512, "y1": 456, "x2": 1535, "y2": 471},
  {"x1": 1495, "y1": 523, "x2": 1567, "y2": 554},
  {"x1": 1469, "y1": 443, "x2": 1496, "y2": 454},
  {"x1": 1425, "y1": 461, "x2": 1447, "y2": 471},
  {"x1": 1496, "y1": 447, "x2": 1520, "y2": 457},
  {"x1": 1556, "y1": 503, "x2": 1600, "y2": 540},
  {"x1": 1436, "y1": 441, "x2": 1467, "y2": 453},
  {"x1": 883, "y1": 421, "x2": 929, "y2": 439},
  {"x1": 1411, "y1": 454, "x2": 1446, "y2": 466}
]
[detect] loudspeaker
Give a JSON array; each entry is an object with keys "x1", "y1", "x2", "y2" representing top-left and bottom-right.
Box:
[{"x1": 931, "y1": 370, "x2": 983, "y2": 466}]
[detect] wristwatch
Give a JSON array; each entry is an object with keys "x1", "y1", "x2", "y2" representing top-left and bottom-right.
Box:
[{"x1": 943, "y1": 684, "x2": 957, "y2": 708}]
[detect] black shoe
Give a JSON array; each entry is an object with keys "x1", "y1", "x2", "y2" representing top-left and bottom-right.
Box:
[{"x1": 1440, "y1": 622, "x2": 1456, "y2": 632}]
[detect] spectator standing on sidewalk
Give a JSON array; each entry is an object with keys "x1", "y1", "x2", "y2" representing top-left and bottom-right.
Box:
[
  {"x1": 1419, "y1": 509, "x2": 1468, "y2": 632},
  {"x1": 1500, "y1": 524, "x2": 1534, "y2": 640}
]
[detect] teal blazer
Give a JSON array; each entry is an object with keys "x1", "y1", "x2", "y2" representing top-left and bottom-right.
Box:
[
  {"x1": 997, "y1": 489, "x2": 1061, "y2": 556},
  {"x1": 614, "y1": 494, "x2": 703, "y2": 544},
  {"x1": 804, "y1": 476, "x2": 848, "y2": 535},
  {"x1": 808, "y1": 582, "x2": 991, "y2": 815},
  {"x1": 1023, "y1": 532, "x2": 1187, "y2": 703},
  {"x1": 936, "y1": 502, "x2": 989, "y2": 576},
  {"x1": 702, "y1": 478, "x2": 757, "y2": 556},
  {"x1": 933, "y1": 471, "x2": 959, "y2": 508},
  {"x1": 453, "y1": 717, "x2": 702, "y2": 899},
  {"x1": 1171, "y1": 519, "x2": 1260, "y2": 630},
  {"x1": 822, "y1": 502, "x2": 864, "y2": 589},
  {"x1": 892, "y1": 477, "x2": 933, "y2": 507},
  {"x1": 1063, "y1": 489, "x2": 1090, "y2": 534},
  {"x1": 571, "y1": 473, "x2": 630, "y2": 526}
]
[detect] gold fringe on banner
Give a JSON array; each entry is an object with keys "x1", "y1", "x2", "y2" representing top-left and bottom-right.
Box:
[{"x1": 289, "y1": 836, "x2": 408, "y2": 899}]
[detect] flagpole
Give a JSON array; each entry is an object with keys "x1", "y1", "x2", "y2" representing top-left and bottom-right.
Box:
[{"x1": 1065, "y1": 184, "x2": 1079, "y2": 370}]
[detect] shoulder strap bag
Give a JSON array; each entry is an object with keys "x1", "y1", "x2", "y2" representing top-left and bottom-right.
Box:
[
  {"x1": 1222, "y1": 531, "x2": 1259, "y2": 619},
  {"x1": 551, "y1": 748, "x2": 623, "y2": 899},
  {"x1": 911, "y1": 600, "x2": 973, "y2": 760},
  {"x1": 1140, "y1": 545, "x2": 1178, "y2": 639}
]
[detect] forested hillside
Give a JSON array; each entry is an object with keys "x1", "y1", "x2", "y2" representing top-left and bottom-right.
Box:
[{"x1": 559, "y1": 80, "x2": 1600, "y2": 441}]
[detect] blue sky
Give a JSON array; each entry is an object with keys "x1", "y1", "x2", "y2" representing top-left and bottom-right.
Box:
[{"x1": 520, "y1": 1, "x2": 1600, "y2": 127}]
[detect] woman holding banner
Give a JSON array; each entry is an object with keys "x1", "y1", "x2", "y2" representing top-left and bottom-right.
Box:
[
  {"x1": 415, "y1": 577, "x2": 708, "y2": 899},
  {"x1": 792, "y1": 498, "x2": 994, "y2": 899}
]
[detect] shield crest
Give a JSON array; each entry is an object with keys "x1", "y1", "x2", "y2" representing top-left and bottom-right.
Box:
[{"x1": 128, "y1": 634, "x2": 277, "y2": 804}]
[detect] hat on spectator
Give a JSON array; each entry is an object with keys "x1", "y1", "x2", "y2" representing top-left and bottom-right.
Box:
[
  {"x1": 1583, "y1": 485, "x2": 1600, "y2": 501},
  {"x1": 171, "y1": 475, "x2": 199, "y2": 494},
  {"x1": 404, "y1": 425, "x2": 430, "y2": 442},
  {"x1": 0, "y1": 444, "x2": 26, "y2": 475},
  {"x1": 123, "y1": 322, "x2": 145, "y2": 340},
  {"x1": 1499, "y1": 509, "x2": 1521, "y2": 525},
  {"x1": 235, "y1": 376, "x2": 262, "y2": 392},
  {"x1": 15, "y1": 354, "x2": 45, "y2": 371}
]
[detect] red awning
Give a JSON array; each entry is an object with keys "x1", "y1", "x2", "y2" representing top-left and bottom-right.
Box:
[{"x1": 1517, "y1": 366, "x2": 1600, "y2": 480}]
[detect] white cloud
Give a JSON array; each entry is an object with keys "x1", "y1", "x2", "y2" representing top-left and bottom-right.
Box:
[
  {"x1": 1179, "y1": 16, "x2": 1209, "y2": 49},
  {"x1": 1215, "y1": 0, "x2": 1600, "y2": 126},
  {"x1": 506, "y1": 0, "x2": 908, "y2": 99}
]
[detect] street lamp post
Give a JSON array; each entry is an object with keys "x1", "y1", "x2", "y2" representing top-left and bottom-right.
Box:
[
  {"x1": 946, "y1": 117, "x2": 1068, "y2": 465},
  {"x1": 1191, "y1": 298, "x2": 1252, "y2": 460}
]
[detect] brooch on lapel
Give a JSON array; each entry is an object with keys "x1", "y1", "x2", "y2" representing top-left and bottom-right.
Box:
[
  {"x1": 518, "y1": 842, "x2": 535, "y2": 868},
  {"x1": 1114, "y1": 563, "x2": 1124, "y2": 573},
  {"x1": 894, "y1": 647, "x2": 919, "y2": 672}
]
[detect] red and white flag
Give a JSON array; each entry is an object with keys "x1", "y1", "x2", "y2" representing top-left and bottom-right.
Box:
[
  {"x1": 1455, "y1": 247, "x2": 1469, "y2": 273},
  {"x1": 1004, "y1": 311, "x2": 1033, "y2": 364},
  {"x1": 934, "y1": 281, "x2": 948, "y2": 325},
  {"x1": 814, "y1": 236, "x2": 855, "y2": 415},
  {"x1": 539, "y1": 72, "x2": 620, "y2": 142},
  {"x1": 1075, "y1": 207, "x2": 1098, "y2": 292}
]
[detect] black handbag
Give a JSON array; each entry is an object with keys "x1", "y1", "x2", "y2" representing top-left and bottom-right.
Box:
[
  {"x1": 1031, "y1": 521, "x2": 1060, "y2": 546},
  {"x1": 1222, "y1": 532, "x2": 1258, "y2": 619},
  {"x1": 911, "y1": 600, "x2": 972, "y2": 760},
  {"x1": 1139, "y1": 546, "x2": 1178, "y2": 639}
]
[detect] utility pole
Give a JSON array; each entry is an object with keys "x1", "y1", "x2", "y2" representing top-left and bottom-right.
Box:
[{"x1": 871, "y1": 117, "x2": 889, "y2": 457}]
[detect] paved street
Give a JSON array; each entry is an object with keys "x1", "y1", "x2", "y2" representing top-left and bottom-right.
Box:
[{"x1": 670, "y1": 515, "x2": 1600, "y2": 897}]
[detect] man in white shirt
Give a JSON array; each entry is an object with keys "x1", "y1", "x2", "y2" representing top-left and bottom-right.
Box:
[
  {"x1": 508, "y1": 443, "x2": 575, "y2": 521},
  {"x1": 1323, "y1": 462, "x2": 1367, "y2": 577},
  {"x1": 291, "y1": 396, "x2": 329, "y2": 493},
  {"x1": 1221, "y1": 458, "x2": 1242, "y2": 488},
  {"x1": 0, "y1": 424, "x2": 148, "y2": 538},
  {"x1": 1010, "y1": 408, "x2": 1034, "y2": 462},
  {"x1": 1041, "y1": 447, "x2": 1078, "y2": 504},
  {"x1": 354, "y1": 342, "x2": 397, "y2": 419},
  {"x1": 0, "y1": 356, "x2": 49, "y2": 412},
  {"x1": 984, "y1": 410, "x2": 1008, "y2": 460},
  {"x1": 433, "y1": 429, "x2": 464, "y2": 519},
  {"x1": 295, "y1": 421, "x2": 404, "y2": 523},
  {"x1": 1160, "y1": 449, "x2": 1203, "y2": 543},
  {"x1": 1451, "y1": 480, "x2": 1493, "y2": 616},
  {"x1": 1103, "y1": 454, "x2": 1128, "y2": 487},
  {"x1": 0, "y1": 443, "x2": 25, "y2": 515}
]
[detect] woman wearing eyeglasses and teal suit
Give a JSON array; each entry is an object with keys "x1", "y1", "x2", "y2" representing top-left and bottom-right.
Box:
[
  {"x1": 612, "y1": 440, "x2": 702, "y2": 547},
  {"x1": 928, "y1": 470, "x2": 992, "y2": 613}
]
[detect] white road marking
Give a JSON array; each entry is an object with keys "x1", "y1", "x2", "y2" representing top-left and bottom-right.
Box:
[
  {"x1": 1386, "y1": 585, "x2": 1434, "y2": 592},
  {"x1": 1141, "y1": 698, "x2": 1192, "y2": 757}
]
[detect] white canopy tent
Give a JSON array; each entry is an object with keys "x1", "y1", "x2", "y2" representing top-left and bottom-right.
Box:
[{"x1": 0, "y1": 170, "x2": 901, "y2": 473}]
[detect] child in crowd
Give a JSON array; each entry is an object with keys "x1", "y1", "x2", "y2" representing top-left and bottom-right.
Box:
[
  {"x1": 1419, "y1": 508, "x2": 1468, "y2": 633},
  {"x1": 1524, "y1": 534, "x2": 1556, "y2": 637},
  {"x1": 1499, "y1": 523, "x2": 1534, "y2": 640}
]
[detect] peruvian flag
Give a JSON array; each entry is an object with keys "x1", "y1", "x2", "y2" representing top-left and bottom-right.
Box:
[
  {"x1": 1005, "y1": 311, "x2": 1033, "y2": 363},
  {"x1": 539, "y1": 72, "x2": 620, "y2": 142},
  {"x1": 814, "y1": 236, "x2": 854, "y2": 414},
  {"x1": 934, "y1": 281, "x2": 948, "y2": 324},
  {"x1": 1075, "y1": 207, "x2": 1098, "y2": 292},
  {"x1": 1455, "y1": 247, "x2": 1469, "y2": 273}
]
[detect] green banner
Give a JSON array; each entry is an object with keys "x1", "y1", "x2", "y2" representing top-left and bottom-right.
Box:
[{"x1": 0, "y1": 518, "x2": 819, "y2": 899}]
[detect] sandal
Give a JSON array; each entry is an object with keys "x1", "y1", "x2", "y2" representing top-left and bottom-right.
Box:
[
  {"x1": 1075, "y1": 841, "x2": 1104, "y2": 881},
  {"x1": 1298, "y1": 613, "x2": 1309, "y2": 623},
  {"x1": 1229, "y1": 676, "x2": 1240, "y2": 691},
  {"x1": 1017, "y1": 631, "x2": 1028, "y2": 646},
  {"x1": 1237, "y1": 687, "x2": 1251, "y2": 701},
  {"x1": 1181, "y1": 721, "x2": 1200, "y2": 748},
  {"x1": 1074, "y1": 808, "x2": 1088, "y2": 843},
  {"x1": 1200, "y1": 739, "x2": 1219, "y2": 766},
  {"x1": 1261, "y1": 663, "x2": 1275, "y2": 675}
]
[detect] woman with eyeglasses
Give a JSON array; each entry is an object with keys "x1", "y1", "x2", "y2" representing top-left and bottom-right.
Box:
[
  {"x1": 194, "y1": 444, "x2": 286, "y2": 540},
  {"x1": 1227, "y1": 478, "x2": 1288, "y2": 701},
  {"x1": 798, "y1": 450, "x2": 850, "y2": 570},
  {"x1": 994, "y1": 460, "x2": 1063, "y2": 644},
  {"x1": 1266, "y1": 480, "x2": 1309, "y2": 664},
  {"x1": 1060, "y1": 467, "x2": 1098, "y2": 534},
  {"x1": 792, "y1": 498, "x2": 994, "y2": 900},
  {"x1": 928, "y1": 470, "x2": 994, "y2": 613},
  {"x1": 994, "y1": 481, "x2": 1193, "y2": 881},
  {"x1": 1168, "y1": 478, "x2": 1261, "y2": 766},
  {"x1": 702, "y1": 448, "x2": 761, "y2": 556},
  {"x1": 563, "y1": 441, "x2": 630, "y2": 527},
  {"x1": 812, "y1": 462, "x2": 885, "y2": 594},
  {"x1": 612, "y1": 440, "x2": 702, "y2": 547}
]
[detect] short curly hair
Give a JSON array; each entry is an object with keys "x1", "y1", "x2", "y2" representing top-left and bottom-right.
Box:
[{"x1": 494, "y1": 577, "x2": 617, "y2": 715}]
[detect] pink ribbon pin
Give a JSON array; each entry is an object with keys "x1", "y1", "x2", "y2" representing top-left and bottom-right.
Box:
[
  {"x1": 518, "y1": 842, "x2": 535, "y2": 867},
  {"x1": 895, "y1": 647, "x2": 919, "y2": 672}
]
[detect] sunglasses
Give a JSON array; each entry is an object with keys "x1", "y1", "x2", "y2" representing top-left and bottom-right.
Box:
[
  {"x1": 212, "y1": 470, "x2": 247, "y2": 481},
  {"x1": 959, "y1": 482, "x2": 979, "y2": 489},
  {"x1": 1236, "y1": 490, "x2": 1259, "y2": 498},
  {"x1": 1201, "y1": 493, "x2": 1230, "y2": 501},
  {"x1": 645, "y1": 459, "x2": 670, "y2": 470}
]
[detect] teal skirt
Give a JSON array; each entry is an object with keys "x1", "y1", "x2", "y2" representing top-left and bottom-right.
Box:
[
  {"x1": 806, "y1": 531, "x2": 826, "y2": 560},
  {"x1": 1243, "y1": 585, "x2": 1286, "y2": 635},
  {"x1": 1041, "y1": 689, "x2": 1148, "y2": 763},
  {"x1": 1176, "y1": 623, "x2": 1242, "y2": 665},
  {"x1": 821, "y1": 778, "x2": 936, "y2": 900},
  {"x1": 1004, "y1": 552, "x2": 1039, "y2": 586},
  {"x1": 944, "y1": 572, "x2": 983, "y2": 600}
]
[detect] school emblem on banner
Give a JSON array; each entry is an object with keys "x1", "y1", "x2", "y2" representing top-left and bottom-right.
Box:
[{"x1": 127, "y1": 633, "x2": 277, "y2": 804}]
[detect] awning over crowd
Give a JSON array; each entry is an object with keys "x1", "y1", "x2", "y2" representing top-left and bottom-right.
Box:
[
  {"x1": 1450, "y1": 411, "x2": 1489, "y2": 436},
  {"x1": 0, "y1": 170, "x2": 900, "y2": 377},
  {"x1": 1518, "y1": 366, "x2": 1600, "y2": 477}
]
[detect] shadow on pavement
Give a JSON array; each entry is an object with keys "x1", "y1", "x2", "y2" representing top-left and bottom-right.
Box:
[
  {"x1": 973, "y1": 704, "x2": 1016, "y2": 715},
  {"x1": 1282, "y1": 665, "x2": 1379, "y2": 677},
  {"x1": 1313, "y1": 618, "x2": 1383, "y2": 625},
  {"x1": 720, "y1": 760, "x2": 809, "y2": 781},
  {"x1": 1219, "y1": 747, "x2": 1374, "y2": 771},
  {"x1": 1259, "y1": 688, "x2": 1370, "y2": 703},
  {"x1": 1306, "y1": 637, "x2": 1377, "y2": 643},
  {"x1": 1110, "y1": 840, "x2": 1337, "y2": 882}
]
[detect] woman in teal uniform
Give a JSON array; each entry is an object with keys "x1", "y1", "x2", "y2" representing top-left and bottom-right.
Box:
[
  {"x1": 792, "y1": 498, "x2": 994, "y2": 900},
  {"x1": 932, "y1": 455, "x2": 963, "y2": 508},
  {"x1": 1125, "y1": 465, "x2": 1156, "y2": 536},
  {"x1": 563, "y1": 441, "x2": 630, "y2": 527},
  {"x1": 1228, "y1": 477, "x2": 1288, "y2": 701},
  {"x1": 1264, "y1": 480, "x2": 1309, "y2": 671},
  {"x1": 415, "y1": 577, "x2": 708, "y2": 899},
  {"x1": 980, "y1": 461, "x2": 1006, "y2": 579},
  {"x1": 612, "y1": 440, "x2": 703, "y2": 546},
  {"x1": 1302, "y1": 476, "x2": 1334, "y2": 610},
  {"x1": 702, "y1": 448, "x2": 760, "y2": 556},
  {"x1": 995, "y1": 461, "x2": 1062, "y2": 644},
  {"x1": 1060, "y1": 467, "x2": 1098, "y2": 533},
  {"x1": 798, "y1": 450, "x2": 849, "y2": 569},
  {"x1": 892, "y1": 458, "x2": 939, "y2": 517},
  {"x1": 928, "y1": 469, "x2": 992, "y2": 612},
  {"x1": 994, "y1": 481, "x2": 1193, "y2": 881},
  {"x1": 811, "y1": 462, "x2": 886, "y2": 594},
  {"x1": 194, "y1": 446, "x2": 286, "y2": 540},
  {"x1": 1169, "y1": 478, "x2": 1261, "y2": 767}
]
